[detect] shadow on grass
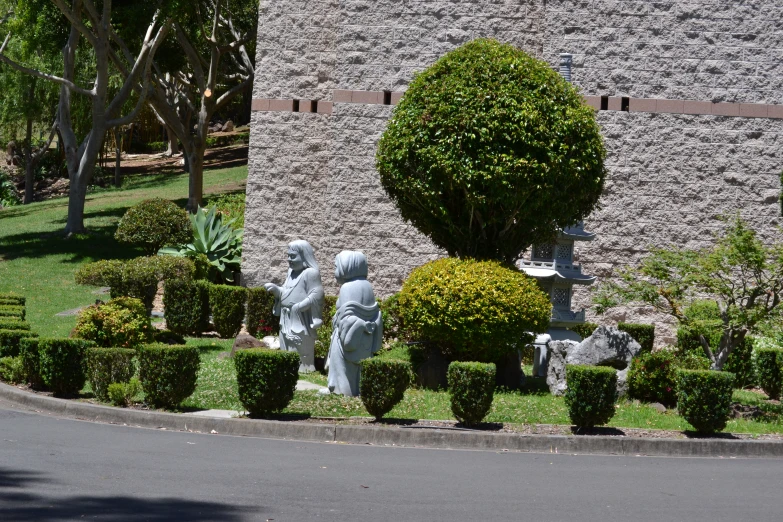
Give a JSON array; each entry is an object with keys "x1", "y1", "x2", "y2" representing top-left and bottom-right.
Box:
[
  {"x1": 0, "y1": 465, "x2": 255, "y2": 521},
  {"x1": 0, "y1": 225, "x2": 137, "y2": 263}
]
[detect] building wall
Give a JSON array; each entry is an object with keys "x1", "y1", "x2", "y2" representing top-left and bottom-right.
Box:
[{"x1": 245, "y1": 0, "x2": 783, "y2": 342}]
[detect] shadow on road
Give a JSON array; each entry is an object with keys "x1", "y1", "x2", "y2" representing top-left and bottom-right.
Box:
[{"x1": 0, "y1": 466, "x2": 257, "y2": 521}]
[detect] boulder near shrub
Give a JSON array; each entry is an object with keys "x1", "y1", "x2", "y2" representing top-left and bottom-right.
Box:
[
  {"x1": 376, "y1": 38, "x2": 606, "y2": 263},
  {"x1": 246, "y1": 287, "x2": 280, "y2": 338},
  {"x1": 234, "y1": 349, "x2": 299, "y2": 417},
  {"x1": 85, "y1": 348, "x2": 137, "y2": 401},
  {"x1": 564, "y1": 365, "x2": 618, "y2": 428},
  {"x1": 447, "y1": 361, "x2": 496, "y2": 426},
  {"x1": 115, "y1": 198, "x2": 192, "y2": 255},
  {"x1": 73, "y1": 297, "x2": 152, "y2": 348},
  {"x1": 399, "y1": 258, "x2": 551, "y2": 362},
  {"x1": 617, "y1": 323, "x2": 655, "y2": 354},
  {"x1": 37, "y1": 338, "x2": 96, "y2": 397},
  {"x1": 676, "y1": 369, "x2": 735, "y2": 434},
  {"x1": 209, "y1": 284, "x2": 247, "y2": 338},
  {"x1": 359, "y1": 358, "x2": 412, "y2": 420},
  {"x1": 163, "y1": 279, "x2": 211, "y2": 336},
  {"x1": 0, "y1": 329, "x2": 38, "y2": 357},
  {"x1": 755, "y1": 347, "x2": 783, "y2": 400},
  {"x1": 138, "y1": 344, "x2": 199, "y2": 408}
]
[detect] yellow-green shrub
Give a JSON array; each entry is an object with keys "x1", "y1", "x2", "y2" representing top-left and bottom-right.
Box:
[{"x1": 73, "y1": 298, "x2": 153, "y2": 348}]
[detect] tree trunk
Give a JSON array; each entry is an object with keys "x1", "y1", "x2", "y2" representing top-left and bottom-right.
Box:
[
  {"x1": 186, "y1": 149, "x2": 204, "y2": 211},
  {"x1": 165, "y1": 126, "x2": 179, "y2": 156},
  {"x1": 114, "y1": 127, "x2": 122, "y2": 187},
  {"x1": 23, "y1": 117, "x2": 34, "y2": 204},
  {"x1": 64, "y1": 175, "x2": 88, "y2": 235}
]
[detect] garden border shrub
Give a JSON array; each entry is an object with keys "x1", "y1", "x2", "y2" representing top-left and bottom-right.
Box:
[
  {"x1": 676, "y1": 369, "x2": 735, "y2": 433},
  {"x1": 569, "y1": 322, "x2": 599, "y2": 340},
  {"x1": 0, "y1": 319, "x2": 30, "y2": 331},
  {"x1": 19, "y1": 338, "x2": 43, "y2": 389},
  {"x1": 0, "y1": 329, "x2": 38, "y2": 357},
  {"x1": 0, "y1": 305, "x2": 25, "y2": 320},
  {"x1": 755, "y1": 347, "x2": 783, "y2": 400},
  {"x1": 564, "y1": 365, "x2": 617, "y2": 428},
  {"x1": 0, "y1": 356, "x2": 25, "y2": 384},
  {"x1": 447, "y1": 361, "x2": 496, "y2": 426},
  {"x1": 138, "y1": 344, "x2": 200, "y2": 408},
  {"x1": 618, "y1": 323, "x2": 654, "y2": 353},
  {"x1": 86, "y1": 347, "x2": 137, "y2": 401},
  {"x1": 209, "y1": 284, "x2": 247, "y2": 338},
  {"x1": 73, "y1": 297, "x2": 152, "y2": 348},
  {"x1": 246, "y1": 287, "x2": 279, "y2": 338},
  {"x1": 234, "y1": 349, "x2": 300, "y2": 417},
  {"x1": 0, "y1": 292, "x2": 25, "y2": 306},
  {"x1": 115, "y1": 198, "x2": 192, "y2": 255},
  {"x1": 315, "y1": 296, "x2": 338, "y2": 360},
  {"x1": 38, "y1": 338, "x2": 96, "y2": 397},
  {"x1": 163, "y1": 279, "x2": 211, "y2": 335},
  {"x1": 360, "y1": 358, "x2": 412, "y2": 420}
]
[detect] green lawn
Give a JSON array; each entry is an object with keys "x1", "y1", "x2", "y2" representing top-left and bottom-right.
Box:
[{"x1": 0, "y1": 166, "x2": 247, "y2": 337}]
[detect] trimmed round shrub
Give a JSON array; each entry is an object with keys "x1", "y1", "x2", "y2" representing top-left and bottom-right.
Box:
[
  {"x1": 0, "y1": 329, "x2": 38, "y2": 357},
  {"x1": 19, "y1": 338, "x2": 43, "y2": 389},
  {"x1": 138, "y1": 344, "x2": 199, "y2": 408},
  {"x1": 209, "y1": 284, "x2": 247, "y2": 338},
  {"x1": 627, "y1": 350, "x2": 679, "y2": 406},
  {"x1": 399, "y1": 258, "x2": 551, "y2": 362},
  {"x1": 569, "y1": 322, "x2": 598, "y2": 341},
  {"x1": 315, "y1": 295, "x2": 338, "y2": 360},
  {"x1": 676, "y1": 369, "x2": 735, "y2": 434},
  {"x1": 163, "y1": 279, "x2": 210, "y2": 336},
  {"x1": 447, "y1": 361, "x2": 496, "y2": 426},
  {"x1": 107, "y1": 377, "x2": 142, "y2": 407},
  {"x1": 0, "y1": 305, "x2": 25, "y2": 320},
  {"x1": 755, "y1": 347, "x2": 783, "y2": 400},
  {"x1": 115, "y1": 198, "x2": 192, "y2": 254},
  {"x1": 0, "y1": 319, "x2": 30, "y2": 331},
  {"x1": 234, "y1": 349, "x2": 299, "y2": 417},
  {"x1": 0, "y1": 356, "x2": 25, "y2": 384},
  {"x1": 360, "y1": 358, "x2": 412, "y2": 420},
  {"x1": 376, "y1": 38, "x2": 606, "y2": 263},
  {"x1": 246, "y1": 287, "x2": 280, "y2": 338},
  {"x1": 0, "y1": 292, "x2": 25, "y2": 306},
  {"x1": 38, "y1": 338, "x2": 96, "y2": 397},
  {"x1": 618, "y1": 323, "x2": 654, "y2": 353},
  {"x1": 73, "y1": 297, "x2": 153, "y2": 348},
  {"x1": 564, "y1": 365, "x2": 617, "y2": 428},
  {"x1": 85, "y1": 348, "x2": 137, "y2": 401}
]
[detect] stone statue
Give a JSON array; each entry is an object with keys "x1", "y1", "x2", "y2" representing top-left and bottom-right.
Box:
[
  {"x1": 325, "y1": 251, "x2": 383, "y2": 396},
  {"x1": 264, "y1": 240, "x2": 324, "y2": 372}
]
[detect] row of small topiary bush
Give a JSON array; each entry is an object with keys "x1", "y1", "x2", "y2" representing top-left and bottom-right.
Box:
[{"x1": 0, "y1": 293, "x2": 37, "y2": 384}]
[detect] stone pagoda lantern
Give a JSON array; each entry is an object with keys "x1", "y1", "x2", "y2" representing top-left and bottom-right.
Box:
[{"x1": 519, "y1": 222, "x2": 596, "y2": 376}]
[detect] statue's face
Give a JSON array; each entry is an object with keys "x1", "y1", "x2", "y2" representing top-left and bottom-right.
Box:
[{"x1": 288, "y1": 248, "x2": 304, "y2": 271}]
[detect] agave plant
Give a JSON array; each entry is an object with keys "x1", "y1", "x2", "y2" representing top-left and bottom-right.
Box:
[{"x1": 159, "y1": 206, "x2": 243, "y2": 283}]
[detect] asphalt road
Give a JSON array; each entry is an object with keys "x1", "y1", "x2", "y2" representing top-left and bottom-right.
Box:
[{"x1": 1, "y1": 406, "x2": 782, "y2": 521}]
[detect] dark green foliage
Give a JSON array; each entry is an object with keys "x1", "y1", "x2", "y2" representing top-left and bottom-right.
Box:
[
  {"x1": 723, "y1": 337, "x2": 756, "y2": 388},
  {"x1": 0, "y1": 292, "x2": 25, "y2": 306},
  {"x1": 19, "y1": 338, "x2": 43, "y2": 389},
  {"x1": 676, "y1": 351, "x2": 713, "y2": 371},
  {"x1": 618, "y1": 323, "x2": 655, "y2": 353},
  {"x1": 315, "y1": 296, "x2": 338, "y2": 359},
  {"x1": 75, "y1": 256, "x2": 194, "y2": 312},
  {"x1": 208, "y1": 192, "x2": 245, "y2": 230},
  {"x1": 163, "y1": 279, "x2": 210, "y2": 336},
  {"x1": 85, "y1": 348, "x2": 137, "y2": 401},
  {"x1": 209, "y1": 284, "x2": 247, "y2": 338},
  {"x1": 137, "y1": 344, "x2": 200, "y2": 408},
  {"x1": 564, "y1": 365, "x2": 618, "y2": 428},
  {"x1": 0, "y1": 305, "x2": 25, "y2": 320},
  {"x1": 627, "y1": 350, "x2": 680, "y2": 406},
  {"x1": 399, "y1": 258, "x2": 551, "y2": 362},
  {"x1": 73, "y1": 297, "x2": 153, "y2": 348},
  {"x1": 0, "y1": 356, "x2": 25, "y2": 384},
  {"x1": 107, "y1": 377, "x2": 142, "y2": 407},
  {"x1": 376, "y1": 39, "x2": 606, "y2": 262},
  {"x1": 152, "y1": 329, "x2": 187, "y2": 345},
  {"x1": 360, "y1": 358, "x2": 412, "y2": 419},
  {"x1": 37, "y1": 338, "x2": 95, "y2": 397},
  {"x1": 246, "y1": 287, "x2": 279, "y2": 338},
  {"x1": 379, "y1": 293, "x2": 406, "y2": 342},
  {"x1": 569, "y1": 322, "x2": 599, "y2": 340},
  {"x1": 447, "y1": 362, "x2": 496, "y2": 426},
  {"x1": 234, "y1": 349, "x2": 299, "y2": 416},
  {"x1": 755, "y1": 348, "x2": 783, "y2": 400},
  {"x1": 115, "y1": 198, "x2": 192, "y2": 255},
  {"x1": 676, "y1": 369, "x2": 735, "y2": 433},
  {"x1": 0, "y1": 329, "x2": 38, "y2": 357},
  {"x1": 0, "y1": 319, "x2": 30, "y2": 331}
]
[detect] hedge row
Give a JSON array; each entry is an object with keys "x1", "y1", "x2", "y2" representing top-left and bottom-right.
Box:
[{"x1": 19, "y1": 338, "x2": 96, "y2": 396}]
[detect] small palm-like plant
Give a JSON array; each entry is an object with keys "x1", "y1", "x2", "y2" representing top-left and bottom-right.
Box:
[{"x1": 159, "y1": 206, "x2": 243, "y2": 283}]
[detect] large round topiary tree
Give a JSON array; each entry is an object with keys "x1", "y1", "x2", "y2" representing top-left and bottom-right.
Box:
[
  {"x1": 115, "y1": 198, "x2": 192, "y2": 255},
  {"x1": 377, "y1": 39, "x2": 606, "y2": 263}
]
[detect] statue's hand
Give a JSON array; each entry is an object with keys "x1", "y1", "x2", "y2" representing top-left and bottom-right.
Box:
[
  {"x1": 290, "y1": 302, "x2": 300, "y2": 316},
  {"x1": 263, "y1": 283, "x2": 280, "y2": 297}
]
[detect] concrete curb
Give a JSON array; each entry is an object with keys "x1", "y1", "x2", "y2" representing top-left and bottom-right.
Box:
[{"x1": 2, "y1": 382, "x2": 783, "y2": 458}]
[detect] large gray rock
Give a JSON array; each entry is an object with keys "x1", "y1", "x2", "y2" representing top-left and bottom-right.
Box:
[
  {"x1": 565, "y1": 326, "x2": 641, "y2": 370},
  {"x1": 546, "y1": 340, "x2": 578, "y2": 396}
]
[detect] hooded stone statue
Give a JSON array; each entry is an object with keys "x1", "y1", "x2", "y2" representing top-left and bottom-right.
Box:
[
  {"x1": 325, "y1": 250, "x2": 383, "y2": 396},
  {"x1": 264, "y1": 240, "x2": 324, "y2": 372}
]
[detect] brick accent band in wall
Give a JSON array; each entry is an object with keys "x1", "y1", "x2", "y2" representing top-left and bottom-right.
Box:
[{"x1": 253, "y1": 91, "x2": 783, "y2": 120}]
